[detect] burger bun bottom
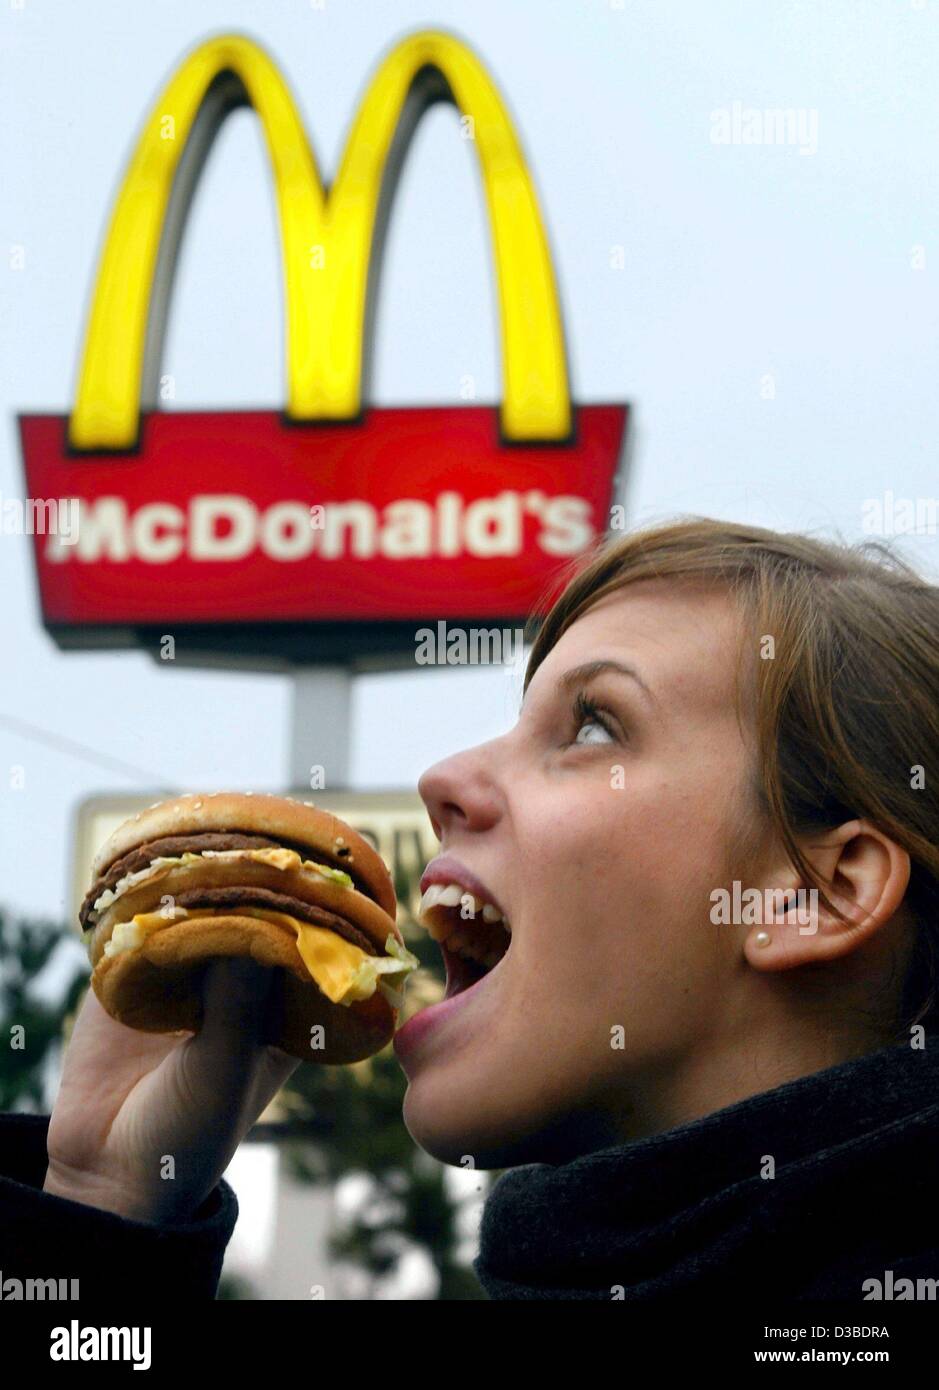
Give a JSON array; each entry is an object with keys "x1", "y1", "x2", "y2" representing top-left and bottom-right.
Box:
[{"x1": 91, "y1": 915, "x2": 395, "y2": 1064}]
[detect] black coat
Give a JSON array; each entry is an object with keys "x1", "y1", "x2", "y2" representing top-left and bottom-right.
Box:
[
  {"x1": 0, "y1": 1112, "x2": 236, "y2": 1300},
  {"x1": 1, "y1": 1037, "x2": 937, "y2": 1300}
]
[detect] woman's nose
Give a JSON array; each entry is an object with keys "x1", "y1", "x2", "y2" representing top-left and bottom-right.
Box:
[{"x1": 418, "y1": 743, "x2": 504, "y2": 841}]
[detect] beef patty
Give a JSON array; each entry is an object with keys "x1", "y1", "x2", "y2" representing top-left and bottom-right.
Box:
[
  {"x1": 80, "y1": 831, "x2": 373, "y2": 931},
  {"x1": 171, "y1": 886, "x2": 379, "y2": 956}
]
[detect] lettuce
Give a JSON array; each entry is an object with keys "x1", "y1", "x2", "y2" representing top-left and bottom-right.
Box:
[{"x1": 343, "y1": 933, "x2": 420, "y2": 1007}]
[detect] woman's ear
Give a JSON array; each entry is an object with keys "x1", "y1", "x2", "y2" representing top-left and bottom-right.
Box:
[{"x1": 742, "y1": 819, "x2": 911, "y2": 972}]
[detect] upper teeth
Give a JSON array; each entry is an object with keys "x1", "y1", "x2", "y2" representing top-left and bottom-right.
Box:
[{"x1": 418, "y1": 882, "x2": 510, "y2": 929}]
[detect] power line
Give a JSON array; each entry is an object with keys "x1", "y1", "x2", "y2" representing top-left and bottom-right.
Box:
[{"x1": 0, "y1": 713, "x2": 173, "y2": 787}]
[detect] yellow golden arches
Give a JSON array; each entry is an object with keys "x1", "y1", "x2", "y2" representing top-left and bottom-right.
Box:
[{"x1": 69, "y1": 30, "x2": 571, "y2": 451}]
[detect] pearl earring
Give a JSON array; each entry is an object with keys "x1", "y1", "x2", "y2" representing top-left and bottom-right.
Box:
[{"x1": 754, "y1": 931, "x2": 772, "y2": 948}]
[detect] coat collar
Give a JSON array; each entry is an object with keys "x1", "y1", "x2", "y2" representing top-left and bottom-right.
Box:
[{"x1": 474, "y1": 1038, "x2": 939, "y2": 1299}]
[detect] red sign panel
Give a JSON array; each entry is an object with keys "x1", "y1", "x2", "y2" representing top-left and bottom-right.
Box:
[{"x1": 21, "y1": 405, "x2": 625, "y2": 630}]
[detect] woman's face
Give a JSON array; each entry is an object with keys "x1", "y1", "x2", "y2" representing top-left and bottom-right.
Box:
[{"x1": 397, "y1": 579, "x2": 762, "y2": 1168}]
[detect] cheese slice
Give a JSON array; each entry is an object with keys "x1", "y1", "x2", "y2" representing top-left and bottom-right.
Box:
[{"x1": 101, "y1": 906, "x2": 418, "y2": 1009}]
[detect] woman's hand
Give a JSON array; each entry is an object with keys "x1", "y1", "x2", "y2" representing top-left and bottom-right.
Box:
[{"x1": 43, "y1": 959, "x2": 300, "y2": 1224}]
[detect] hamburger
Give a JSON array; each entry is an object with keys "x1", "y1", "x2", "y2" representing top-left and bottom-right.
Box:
[{"x1": 78, "y1": 792, "x2": 419, "y2": 1063}]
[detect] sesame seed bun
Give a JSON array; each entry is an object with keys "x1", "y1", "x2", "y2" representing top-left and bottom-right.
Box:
[{"x1": 91, "y1": 791, "x2": 396, "y2": 919}]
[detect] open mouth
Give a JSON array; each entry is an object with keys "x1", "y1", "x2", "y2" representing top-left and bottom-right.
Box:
[
  {"x1": 441, "y1": 942, "x2": 491, "y2": 999},
  {"x1": 417, "y1": 886, "x2": 512, "y2": 1000}
]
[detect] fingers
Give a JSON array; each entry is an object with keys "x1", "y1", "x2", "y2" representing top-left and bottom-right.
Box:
[
  {"x1": 59, "y1": 983, "x2": 182, "y2": 1089},
  {"x1": 49, "y1": 958, "x2": 300, "y2": 1227}
]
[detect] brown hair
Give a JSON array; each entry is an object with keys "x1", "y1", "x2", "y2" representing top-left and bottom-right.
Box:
[{"x1": 522, "y1": 517, "x2": 939, "y2": 1039}]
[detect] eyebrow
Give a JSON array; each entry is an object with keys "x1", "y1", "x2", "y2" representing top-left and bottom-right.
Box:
[{"x1": 523, "y1": 659, "x2": 657, "y2": 710}]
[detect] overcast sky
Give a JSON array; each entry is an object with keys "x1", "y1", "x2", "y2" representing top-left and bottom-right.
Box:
[{"x1": 2, "y1": 0, "x2": 938, "y2": 924}]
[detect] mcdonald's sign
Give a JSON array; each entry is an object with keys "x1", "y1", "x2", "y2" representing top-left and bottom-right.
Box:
[{"x1": 19, "y1": 30, "x2": 628, "y2": 664}]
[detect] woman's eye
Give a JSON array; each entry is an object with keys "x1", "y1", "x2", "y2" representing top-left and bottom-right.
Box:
[
  {"x1": 574, "y1": 718, "x2": 613, "y2": 746},
  {"x1": 569, "y1": 694, "x2": 617, "y2": 746}
]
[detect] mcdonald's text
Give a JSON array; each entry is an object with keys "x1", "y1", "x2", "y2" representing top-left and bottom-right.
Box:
[{"x1": 42, "y1": 488, "x2": 593, "y2": 565}]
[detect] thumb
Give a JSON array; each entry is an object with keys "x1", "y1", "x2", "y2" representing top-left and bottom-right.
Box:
[
  {"x1": 199, "y1": 954, "x2": 275, "y2": 1046},
  {"x1": 176, "y1": 956, "x2": 282, "y2": 1114},
  {"x1": 186, "y1": 956, "x2": 301, "y2": 1133}
]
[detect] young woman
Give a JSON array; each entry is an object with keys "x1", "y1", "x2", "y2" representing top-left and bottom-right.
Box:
[{"x1": 3, "y1": 517, "x2": 938, "y2": 1300}]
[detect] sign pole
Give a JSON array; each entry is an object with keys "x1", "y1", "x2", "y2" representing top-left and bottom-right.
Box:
[{"x1": 288, "y1": 666, "x2": 353, "y2": 791}]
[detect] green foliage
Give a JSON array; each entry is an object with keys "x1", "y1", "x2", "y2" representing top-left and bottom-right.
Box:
[
  {"x1": 0, "y1": 907, "x2": 87, "y2": 1111},
  {"x1": 216, "y1": 1271, "x2": 259, "y2": 1300}
]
